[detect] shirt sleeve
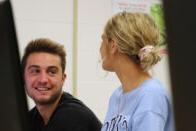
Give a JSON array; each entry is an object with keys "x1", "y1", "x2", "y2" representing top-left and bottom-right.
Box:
[{"x1": 132, "y1": 111, "x2": 166, "y2": 131}]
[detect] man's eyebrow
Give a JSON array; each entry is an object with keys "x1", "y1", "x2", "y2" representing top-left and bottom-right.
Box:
[
  {"x1": 48, "y1": 66, "x2": 59, "y2": 70},
  {"x1": 27, "y1": 65, "x2": 40, "y2": 70}
]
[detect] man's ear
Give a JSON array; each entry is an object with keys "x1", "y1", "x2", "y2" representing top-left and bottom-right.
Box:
[
  {"x1": 62, "y1": 73, "x2": 66, "y2": 81},
  {"x1": 109, "y1": 39, "x2": 118, "y2": 54}
]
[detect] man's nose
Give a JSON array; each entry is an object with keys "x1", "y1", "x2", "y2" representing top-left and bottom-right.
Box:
[{"x1": 38, "y1": 72, "x2": 48, "y2": 84}]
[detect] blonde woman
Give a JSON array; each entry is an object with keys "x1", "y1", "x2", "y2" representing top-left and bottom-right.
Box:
[{"x1": 100, "y1": 12, "x2": 175, "y2": 131}]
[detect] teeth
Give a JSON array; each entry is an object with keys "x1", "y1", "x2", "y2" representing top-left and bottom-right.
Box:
[{"x1": 36, "y1": 87, "x2": 49, "y2": 91}]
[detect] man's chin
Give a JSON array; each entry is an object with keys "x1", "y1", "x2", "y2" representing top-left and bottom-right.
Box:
[
  {"x1": 31, "y1": 92, "x2": 62, "y2": 105},
  {"x1": 35, "y1": 99, "x2": 52, "y2": 105},
  {"x1": 34, "y1": 94, "x2": 62, "y2": 105}
]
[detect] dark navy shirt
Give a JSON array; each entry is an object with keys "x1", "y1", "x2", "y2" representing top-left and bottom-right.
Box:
[{"x1": 29, "y1": 92, "x2": 102, "y2": 131}]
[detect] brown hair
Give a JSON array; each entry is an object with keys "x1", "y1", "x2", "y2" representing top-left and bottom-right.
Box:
[{"x1": 21, "y1": 38, "x2": 66, "y2": 74}]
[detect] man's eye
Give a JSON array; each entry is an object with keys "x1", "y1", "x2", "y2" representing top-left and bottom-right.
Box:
[
  {"x1": 48, "y1": 69, "x2": 57, "y2": 75},
  {"x1": 30, "y1": 69, "x2": 40, "y2": 74}
]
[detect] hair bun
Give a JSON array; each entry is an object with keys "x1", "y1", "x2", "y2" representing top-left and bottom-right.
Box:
[{"x1": 138, "y1": 45, "x2": 154, "y2": 61}]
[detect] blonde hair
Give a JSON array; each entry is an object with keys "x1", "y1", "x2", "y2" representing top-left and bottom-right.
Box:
[{"x1": 104, "y1": 12, "x2": 161, "y2": 71}]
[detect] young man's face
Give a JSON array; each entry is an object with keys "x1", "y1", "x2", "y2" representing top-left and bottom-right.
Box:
[{"x1": 24, "y1": 52, "x2": 66, "y2": 105}]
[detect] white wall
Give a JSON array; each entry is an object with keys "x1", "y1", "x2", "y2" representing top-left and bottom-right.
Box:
[
  {"x1": 11, "y1": 0, "x2": 171, "y2": 121},
  {"x1": 77, "y1": 0, "x2": 121, "y2": 121},
  {"x1": 11, "y1": 0, "x2": 74, "y2": 112}
]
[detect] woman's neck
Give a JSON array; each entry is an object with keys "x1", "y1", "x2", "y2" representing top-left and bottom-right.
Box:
[{"x1": 115, "y1": 55, "x2": 151, "y2": 93}]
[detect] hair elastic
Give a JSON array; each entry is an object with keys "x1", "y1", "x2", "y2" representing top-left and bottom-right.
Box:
[{"x1": 138, "y1": 45, "x2": 154, "y2": 61}]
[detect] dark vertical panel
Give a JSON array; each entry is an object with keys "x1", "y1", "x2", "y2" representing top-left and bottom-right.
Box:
[
  {"x1": 163, "y1": 0, "x2": 196, "y2": 131},
  {"x1": 0, "y1": 1, "x2": 29, "y2": 131}
]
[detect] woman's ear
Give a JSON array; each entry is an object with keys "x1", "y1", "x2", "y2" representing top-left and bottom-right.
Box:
[{"x1": 109, "y1": 39, "x2": 118, "y2": 54}]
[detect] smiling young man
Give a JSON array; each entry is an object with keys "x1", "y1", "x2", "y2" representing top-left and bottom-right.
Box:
[{"x1": 22, "y1": 38, "x2": 102, "y2": 131}]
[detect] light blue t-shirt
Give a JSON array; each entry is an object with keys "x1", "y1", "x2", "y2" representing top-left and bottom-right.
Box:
[{"x1": 101, "y1": 79, "x2": 175, "y2": 131}]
